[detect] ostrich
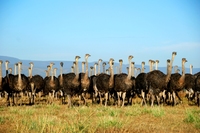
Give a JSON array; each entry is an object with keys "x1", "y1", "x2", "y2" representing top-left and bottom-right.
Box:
[
  {"x1": 62, "y1": 56, "x2": 81, "y2": 107},
  {"x1": 194, "y1": 75, "x2": 200, "y2": 107},
  {"x1": 90, "y1": 66, "x2": 94, "y2": 77},
  {"x1": 12, "y1": 62, "x2": 29, "y2": 105},
  {"x1": 136, "y1": 60, "x2": 153, "y2": 106},
  {"x1": 184, "y1": 65, "x2": 195, "y2": 102},
  {"x1": 168, "y1": 58, "x2": 187, "y2": 106},
  {"x1": 3, "y1": 60, "x2": 15, "y2": 106},
  {"x1": 95, "y1": 58, "x2": 114, "y2": 106},
  {"x1": 78, "y1": 54, "x2": 91, "y2": 105},
  {"x1": 146, "y1": 52, "x2": 177, "y2": 106},
  {"x1": 44, "y1": 62, "x2": 59, "y2": 104},
  {"x1": 114, "y1": 55, "x2": 134, "y2": 107},
  {"x1": 28, "y1": 62, "x2": 44, "y2": 104}
]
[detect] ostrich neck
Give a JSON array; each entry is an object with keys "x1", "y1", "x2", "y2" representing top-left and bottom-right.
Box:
[
  {"x1": 75, "y1": 61, "x2": 79, "y2": 79},
  {"x1": 155, "y1": 62, "x2": 158, "y2": 70},
  {"x1": 179, "y1": 62, "x2": 186, "y2": 83},
  {"x1": 103, "y1": 65, "x2": 105, "y2": 73},
  {"x1": 109, "y1": 63, "x2": 114, "y2": 88},
  {"x1": 82, "y1": 63, "x2": 85, "y2": 73},
  {"x1": 94, "y1": 65, "x2": 97, "y2": 75},
  {"x1": 98, "y1": 63, "x2": 101, "y2": 74},
  {"x1": 15, "y1": 65, "x2": 17, "y2": 75},
  {"x1": 165, "y1": 63, "x2": 171, "y2": 83},
  {"x1": 60, "y1": 66, "x2": 63, "y2": 78},
  {"x1": 141, "y1": 64, "x2": 144, "y2": 73},
  {"x1": 51, "y1": 67, "x2": 54, "y2": 81},
  {"x1": 131, "y1": 64, "x2": 135, "y2": 76},
  {"x1": 84, "y1": 58, "x2": 89, "y2": 78},
  {"x1": 119, "y1": 63, "x2": 122, "y2": 74},
  {"x1": 149, "y1": 62, "x2": 152, "y2": 72},
  {"x1": 127, "y1": 59, "x2": 132, "y2": 79},
  {"x1": 18, "y1": 63, "x2": 21, "y2": 82}
]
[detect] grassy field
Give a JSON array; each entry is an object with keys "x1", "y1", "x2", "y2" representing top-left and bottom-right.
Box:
[{"x1": 0, "y1": 94, "x2": 200, "y2": 133}]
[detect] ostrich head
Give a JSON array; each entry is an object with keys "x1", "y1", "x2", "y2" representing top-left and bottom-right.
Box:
[
  {"x1": 85, "y1": 54, "x2": 91, "y2": 59},
  {"x1": 60, "y1": 62, "x2": 63, "y2": 67},
  {"x1": 103, "y1": 62, "x2": 106, "y2": 66},
  {"x1": 75, "y1": 56, "x2": 81, "y2": 61},
  {"x1": 128, "y1": 55, "x2": 134, "y2": 60},
  {"x1": 119, "y1": 59, "x2": 123, "y2": 64}
]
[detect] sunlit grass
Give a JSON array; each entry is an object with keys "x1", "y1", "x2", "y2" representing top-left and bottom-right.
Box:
[{"x1": 0, "y1": 96, "x2": 200, "y2": 133}]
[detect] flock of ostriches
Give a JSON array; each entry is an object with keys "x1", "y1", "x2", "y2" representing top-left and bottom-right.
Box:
[{"x1": 0, "y1": 52, "x2": 200, "y2": 107}]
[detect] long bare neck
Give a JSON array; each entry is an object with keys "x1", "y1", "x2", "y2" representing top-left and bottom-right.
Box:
[
  {"x1": 141, "y1": 63, "x2": 145, "y2": 73},
  {"x1": 94, "y1": 64, "x2": 97, "y2": 75},
  {"x1": 127, "y1": 59, "x2": 132, "y2": 79},
  {"x1": 119, "y1": 62, "x2": 122, "y2": 74},
  {"x1": 85, "y1": 58, "x2": 89, "y2": 77},
  {"x1": 15, "y1": 64, "x2": 17, "y2": 75},
  {"x1": 82, "y1": 63, "x2": 85, "y2": 73},
  {"x1": 165, "y1": 60, "x2": 171, "y2": 83},
  {"x1": 180, "y1": 61, "x2": 186, "y2": 80},
  {"x1": 109, "y1": 60, "x2": 114, "y2": 88},
  {"x1": 28, "y1": 68, "x2": 32, "y2": 78},
  {"x1": 18, "y1": 63, "x2": 21, "y2": 81},
  {"x1": 75, "y1": 61, "x2": 79, "y2": 79},
  {"x1": 149, "y1": 61, "x2": 152, "y2": 72},
  {"x1": 131, "y1": 62, "x2": 135, "y2": 76}
]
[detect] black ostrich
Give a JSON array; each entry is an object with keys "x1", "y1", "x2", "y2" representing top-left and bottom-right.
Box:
[
  {"x1": 95, "y1": 58, "x2": 114, "y2": 106},
  {"x1": 28, "y1": 62, "x2": 44, "y2": 104},
  {"x1": 62, "y1": 56, "x2": 81, "y2": 107},
  {"x1": 194, "y1": 75, "x2": 200, "y2": 107},
  {"x1": 167, "y1": 58, "x2": 187, "y2": 106},
  {"x1": 146, "y1": 52, "x2": 176, "y2": 106},
  {"x1": 3, "y1": 60, "x2": 16, "y2": 106},
  {"x1": 184, "y1": 65, "x2": 195, "y2": 102},
  {"x1": 114, "y1": 55, "x2": 134, "y2": 107},
  {"x1": 78, "y1": 54, "x2": 91, "y2": 105},
  {"x1": 88, "y1": 64, "x2": 98, "y2": 104},
  {"x1": 44, "y1": 62, "x2": 59, "y2": 104},
  {"x1": 135, "y1": 61, "x2": 149, "y2": 106},
  {"x1": 12, "y1": 62, "x2": 29, "y2": 105}
]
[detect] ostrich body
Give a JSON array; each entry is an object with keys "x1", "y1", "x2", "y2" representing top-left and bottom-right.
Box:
[
  {"x1": 168, "y1": 58, "x2": 187, "y2": 105},
  {"x1": 114, "y1": 55, "x2": 134, "y2": 107},
  {"x1": 146, "y1": 52, "x2": 176, "y2": 106},
  {"x1": 95, "y1": 58, "x2": 114, "y2": 106}
]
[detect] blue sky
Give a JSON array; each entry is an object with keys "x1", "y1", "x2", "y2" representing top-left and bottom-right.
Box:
[{"x1": 0, "y1": 0, "x2": 200, "y2": 69}]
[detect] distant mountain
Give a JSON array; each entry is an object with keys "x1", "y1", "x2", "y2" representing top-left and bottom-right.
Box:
[{"x1": 0, "y1": 55, "x2": 200, "y2": 78}]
